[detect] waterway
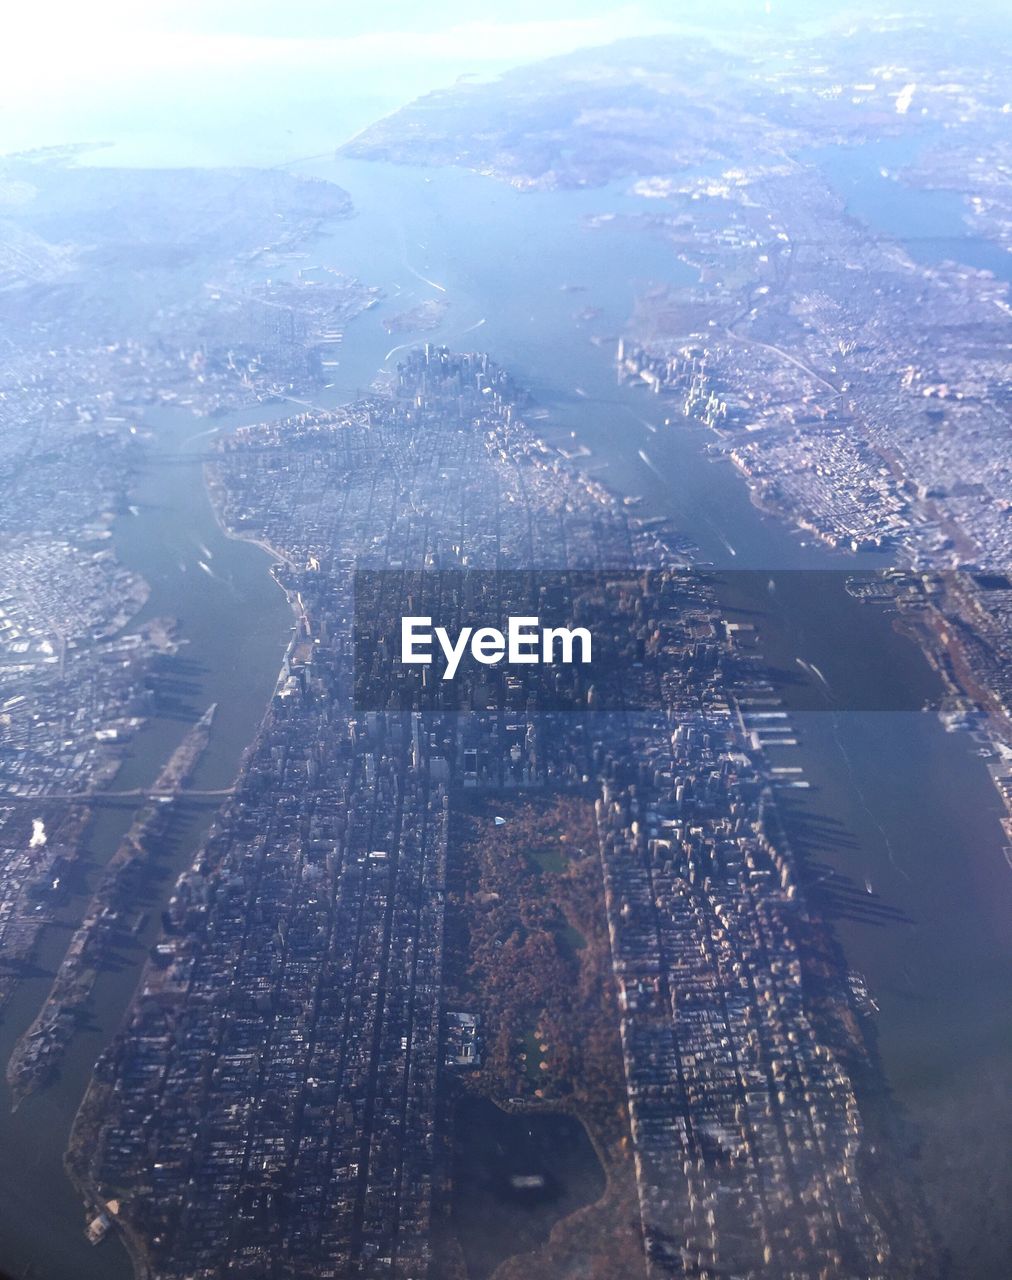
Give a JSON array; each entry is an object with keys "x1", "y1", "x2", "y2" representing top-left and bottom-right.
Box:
[
  {"x1": 0, "y1": 409, "x2": 294, "y2": 1279},
  {"x1": 814, "y1": 133, "x2": 1012, "y2": 284},
  {"x1": 296, "y1": 151, "x2": 1012, "y2": 1274},
  {"x1": 449, "y1": 1097, "x2": 605, "y2": 1280},
  {"x1": 0, "y1": 140, "x2": 1008, "y2": 1278}
]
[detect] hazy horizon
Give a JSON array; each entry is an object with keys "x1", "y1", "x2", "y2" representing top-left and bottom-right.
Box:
[{"x1": 4, "y1": 1, "x2": 1002, "y2": 168}]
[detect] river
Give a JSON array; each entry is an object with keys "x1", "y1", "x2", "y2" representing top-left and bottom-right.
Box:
[
  {"x1": 294, "y1": 148, "x2": 1012, "y2": 1274},
  {"x1": 0, "y1": 408, "x2": 294, "y2": 1279},
  {"x1": 0, "y1": 141, "x2": 1008, "y2": 1277}
]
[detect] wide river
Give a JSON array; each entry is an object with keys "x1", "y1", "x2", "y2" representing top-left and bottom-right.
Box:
[{"x1": 0, "y1": 140, "x2": 1008, "y2": 1277}]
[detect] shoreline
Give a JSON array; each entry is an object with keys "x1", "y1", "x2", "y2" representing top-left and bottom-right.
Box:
[{"x1": 64, "y1": 428, "x2": 307, "y2": 1271}]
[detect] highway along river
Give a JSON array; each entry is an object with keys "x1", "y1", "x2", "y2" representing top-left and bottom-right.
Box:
[{"x1": 0, "y1": 146, "x2": 1007, "y2": 1277}]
